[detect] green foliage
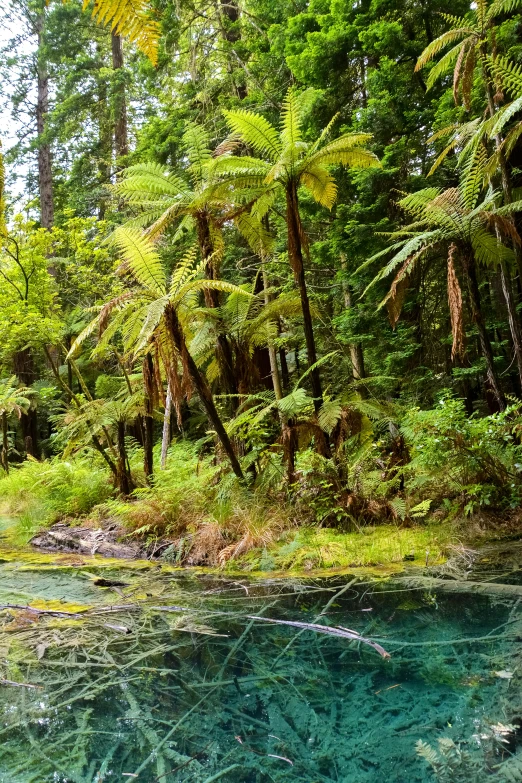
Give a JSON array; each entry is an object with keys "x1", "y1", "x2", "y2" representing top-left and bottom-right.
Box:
[{"x1": 0, "y1": 457, "x2": 113, "y2": 535}]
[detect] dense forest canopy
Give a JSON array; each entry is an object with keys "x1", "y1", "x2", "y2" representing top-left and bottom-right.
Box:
[{"x1": 1, "y1": 0, "x2": 522, "y2": 562}]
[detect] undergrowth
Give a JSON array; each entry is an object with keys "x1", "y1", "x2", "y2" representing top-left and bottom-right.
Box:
[{"x1": 0, "y1": 456, "x2": 113, "y2": 539}]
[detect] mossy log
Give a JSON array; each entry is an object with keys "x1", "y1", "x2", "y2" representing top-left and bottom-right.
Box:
[{"x1": 398, "y1": 575, "x2": 522, "y2": 597}]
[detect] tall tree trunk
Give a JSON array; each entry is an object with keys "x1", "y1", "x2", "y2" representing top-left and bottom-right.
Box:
[
  {"x1": 13, "y1": 347, "x2": 38, "y2": 457},
  {"x1": 218, "y1": 0, "x2": 247, "y2": 100},
  {"x1": 262, "y1": 264, "x2": 283, "y2": 400},
  {"x1": 111, "y1": 33, "x2": 129, "y2": 161},
  {"x1": 286, "y1": 182, "x2": 323, "y2": 411},
  {"x1": 462, "y1": 251, "x2": 505, "y2": 410},
  {"x1": 116, "y1": 420, "x2": 132, "y2": 495},
  {"x1": 35, "y1": 11, "x2": 54, "y2": 230},
  {"x1": 97, "y1": 44, "x2": 112, "y2": 219},
  {"x1": 161, "y1": 385, "x2": 172, "y2": 469},
  {"x1": 1, "y1": 412, "x2": 8, "y2": 473},
  {"x1": 164, "y1": 304, "x2": 243, "y2": 479}
]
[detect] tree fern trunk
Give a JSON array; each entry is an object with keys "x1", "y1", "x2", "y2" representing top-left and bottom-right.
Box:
[
  {"x1": 164, "y1": 304, "x2": 243, "y2": 479},
  {"x1": 161, "y1": 385, "x2": 172, "y2": 469},
  {"x1": 143, "y1": 353, "x2": 154, "y2": 480},
  {"x1": 286, "y1": 182, "x2": 323, "y2": 412}
]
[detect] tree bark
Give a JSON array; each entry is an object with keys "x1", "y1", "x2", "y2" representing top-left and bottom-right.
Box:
[
  {"x1": 161, "y1": 385, "x2": 172, "y2": 469},
  {"x1": 116, "y1": 420, "x2": 132, "y2": 495},
  {"x1": 462, "y1": 251, "x2": 505, "y2": 410},
  {"x1": 35, "y1": 10, "x2": 54, "y2": 230},
  {"x1": 340, "y1": 260, "x2": 366, "y2": 382},
  {"x1": 143, "y1": 353, "x2": 154, "y2": 480},
  {"x1": 1, "y1": 412, "x2": 8, "y2": 473},
  {"x1": 164, "y1": 304, "x2": 243, "y2": 479},
  {"x1": 285, "y1": 182, "x2": 323, "y2": 411},
  {"x1": 111, "y1": 33, "x2": 129, "y2": 161}
]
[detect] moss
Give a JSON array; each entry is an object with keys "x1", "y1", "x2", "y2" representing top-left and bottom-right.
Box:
[{"x1": 229, "y1": 522, "x2": 455, "y2": 575}]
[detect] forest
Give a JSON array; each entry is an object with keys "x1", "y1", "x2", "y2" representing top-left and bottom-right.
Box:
[{"x1": 1, "y1": 0, "x2": 522, "y2": 571}]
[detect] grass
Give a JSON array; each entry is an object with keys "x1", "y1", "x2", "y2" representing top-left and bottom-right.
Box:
[{"x1": 231, "y1": 522, "x2": 456, "y2": 574}]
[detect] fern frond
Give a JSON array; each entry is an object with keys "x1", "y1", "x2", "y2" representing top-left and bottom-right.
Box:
[
  {"x1": 114, "y1": 227, "x2": 167, "y2": 294},
  {"x1": 416, "y1": 29, "x2": 475, "y2": 71},
  {"x1": 224, "y1": 110, "x2": 281, "y2": 161},
  {"x1": 488, "y1": 55, "x2": 522, "y2": 98},
  {"x1": 85, "y1": 0, "x2": 160, "y2": 64},
  {"x1": 301, "y1": 164, "x2": 338, "y2": 209},
  {"x1": 318, "y1": 398, "x2": 342, "y2": 434},
  {"x1": 182, "y1": 123, "x2": 212, "y2": 184},
  {"x1": 425, "y1": 42, "x2": 465, "y2": 90},
  {"x1": 305, "y1": 133, "x2": 377, "y2": 169}
]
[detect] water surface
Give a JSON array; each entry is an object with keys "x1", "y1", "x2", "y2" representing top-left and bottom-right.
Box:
[{"x1": 0, "y1": 532, "x2": 521, "y2": 782}]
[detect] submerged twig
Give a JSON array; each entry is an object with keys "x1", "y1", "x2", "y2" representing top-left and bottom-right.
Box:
[{"x1": 247, "y1": 616, "x2": 390, "y2": 658}]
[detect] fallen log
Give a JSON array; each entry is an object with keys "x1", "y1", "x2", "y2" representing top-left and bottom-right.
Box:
[{"x1": 398, "y1": 575, "x2": 522, "y2": 597}]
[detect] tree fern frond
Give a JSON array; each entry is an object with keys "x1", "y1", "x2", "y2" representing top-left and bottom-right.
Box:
[
  {"x1": 301, "y1": 164, "x2": 337, "y2": 209},
  {"x1": 280, "y1": 87, "x2": 316, "y2": 164},
  {"x1": 115, "y1": 163, "x2": 188, "y2": 198},
  {"x1": 460, "y1": 143, "x2": 487, "y2": 209},
  {"x1": 114, "y1": 227, "x2": 167, "y2": 294},
  {"x1": 416, "y1": 29, "x2": 475, "y2": 71},
  {"x1": 224, "y1": 110, "x2": 281, "y2": 161},
  {"x1": 487, "y1": 0, "x2": 522, "y2": 19},
  {"x1": 318, "y1": 398, "x2": 342, "y2": 434},
  {"x1": 182, "y1": 123, "x2": 212, "y2": 184},
  {"x1": 235, "y1": 212, "x2": 274, "y2": 256},
  {"x1": 425, "y1": 43, "x2": 465, "y2": 90},
  {"x1": 488, "y1": 55, "x2": 522, "y2": 98},
  {"x1": 85, "y1": 0, "x2": 160, "y2": 64},
  {"x1": 305, "y1": 133, "x2": 376, "y2": 169},
  {"x1": 490, "y1": 95, "x2": 522, "y2": 136}
]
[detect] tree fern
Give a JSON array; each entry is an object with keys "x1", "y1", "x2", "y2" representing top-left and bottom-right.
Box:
[{"x1": 223, "y1": 110, "x2": 281, "y2": 161}]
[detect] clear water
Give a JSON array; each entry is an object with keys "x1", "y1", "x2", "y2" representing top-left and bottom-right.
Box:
[{"x1": 0, "y1": 543, "x2": 521, "y2": 782}]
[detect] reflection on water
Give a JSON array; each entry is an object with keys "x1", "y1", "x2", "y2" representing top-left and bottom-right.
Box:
[{"x1": 0, "y1": 555, "x2": 521, "y2": 781}]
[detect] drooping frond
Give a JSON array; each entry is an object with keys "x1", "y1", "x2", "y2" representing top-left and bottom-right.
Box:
[
  {"x1": 235, "y1": 212, "x2": 274, "y2": 256},
  {"x1": 223, "y1": 110, "x2": 281, "y2": 161},
  {"x1": 416, "y1": 29, "x2": 476, "y2": 71},
  {"x1": 425, "y1": 42, "x2": 466, "y2": 90},
  {"x1": 398, "y1": 188, "x2": 442, "y2": 218},
  {"x1": 114, "y1": 227, "x2": 167, "y2": 294},
  {"x1": 85, "y1": 0, "x2": 160, "y2": 64},
  {"x1": 300, "y1": 165, "x2": 337, "y2": 209},
  {"x1": 115, "y1": 162, "x2": 187, "y2": 198},
  {"x1": 460, "y1": 143, "x2": 487, "y2": 209},
  {"x1": 471, "y1": 226, "x2": 513, "y2": 266},
  {"x1": 490, "y1": 95, "x2": 522, "y2": 137}
]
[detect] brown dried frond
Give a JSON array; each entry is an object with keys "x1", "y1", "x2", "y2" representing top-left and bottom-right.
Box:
[
  {"x1": 98, "y1": 291, "x2": 134, "y2": 337},
  {"x1": 332, "y1": 407, "x2": 363, "y2": 451},
  {"x1": 188, "y1": 522, "x2": 226, "y2": 565},
  {"x1": 386, "y1": 269, "x2": 409, "y2": 329},
  {"x1": 431, "y1": 187, "x2": 462, "y2": 211},
  {"x1": 213, "y1": 136, "x2": 241, "y2": 157},
  {"x1": 453, "y1": 40, "x2": 470, "y2": 106},
  {"x1": 461, "y1": 45, "x2": 475, "y2": 111},
  {"x1": 484, "y1": 212, "x2": 521, "y2": 245},
  {"x1": 447, "y1": 244, "x2": 466, "y2": 361}
]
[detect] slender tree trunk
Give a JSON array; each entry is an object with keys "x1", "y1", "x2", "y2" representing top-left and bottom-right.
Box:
[
  {"x1": 143, "y1": 353, "x2": 154, "y2": 480},
  {"x1": 286, "y1": 182, "x2": 323, "y2": 411},
  {"x1": 462, "y1": 251, "x2": 505, "y2": 410},
  {"x1": 340, "y1": 257, "x2": 365, "y2": 382},
  {"x1": 35, "y1": 11, "x2": 54, "y2": 230},
  {"x1": 116, "y1": 420, "x2": 132, "y2": 495},
  {"x1": 164, "y1": 304, "x2": 243, "y2": 479},
  {"x1": 196, "y1": 214, "x2": 238, "y2": 402},
  {"x1": 13, "y1": 347, "x2": 38, "y2": 457},
  {"x1": 97, "y1": 44, "x2": 112, "y2": 219},
  {"x1": 111, "y1": 33, "x2": 129, "y2": 161},
  {"x1": 262, "y1": 265, "x2": 283, "y2": 400},
  {"x1": 1, "y1": 412, "x2": 8, "y2": 473},
  {"x1": 161, "y1": 385, "x2": 172, "y2": 469},
  {"x1": 499, "y1": 257, "x2": 522, "y2": 390},
  {"x1": 217, "y1": 0, "x2": 247, "y2": 100}
]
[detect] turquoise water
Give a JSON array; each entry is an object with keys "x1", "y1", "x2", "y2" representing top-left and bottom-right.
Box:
[{"x1": 0, "y1": 553, "x2": 521, "y2": 781}]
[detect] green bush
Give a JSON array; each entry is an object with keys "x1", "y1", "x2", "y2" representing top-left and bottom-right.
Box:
[
  {"x1": 402, "y1": 395, "x2": 522, "y2": 513},
  {"x1": 0, "y1": 456, "x2": 113, "y2": 537}
]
